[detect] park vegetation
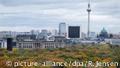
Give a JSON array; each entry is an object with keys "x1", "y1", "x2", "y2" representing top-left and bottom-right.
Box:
[{"x1": 0, "y1": 44, "x2": 120, "y2": 68}]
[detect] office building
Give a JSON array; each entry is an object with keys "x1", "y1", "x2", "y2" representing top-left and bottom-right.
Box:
[
  {"x1": 68, "y1": 26, "x2": 80, "y2": 38},
  {"x1": 89, "y1": 32, "x2": 96, "y2": 38},
  {"x1": 59, "y1": 23, "x2": 67, "y2": 37}
]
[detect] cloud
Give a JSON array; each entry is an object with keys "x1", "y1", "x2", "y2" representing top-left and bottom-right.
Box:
[
  {"x1": 0, "y1": 0, "x2": 87, "y2": 6},
  {"x1": 0, "y1": 0, "x2": 119, "y2": 33}
]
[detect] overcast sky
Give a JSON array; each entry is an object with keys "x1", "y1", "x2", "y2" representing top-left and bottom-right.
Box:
[{"x1": 0, "y1": 0, "x2": 119, "y2": 33}]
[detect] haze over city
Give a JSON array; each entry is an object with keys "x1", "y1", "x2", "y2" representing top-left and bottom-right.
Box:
[{"x1": 0, "y1": 0, "x2": 119, "y2": 33}]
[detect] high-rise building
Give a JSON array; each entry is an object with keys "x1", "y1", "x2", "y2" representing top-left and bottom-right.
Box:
[
  {"x1": 59, "y1": 23, "x2": 67, "y2": 37},
  {"x1": 68, "y1": 26, "x2": 80, "y2": 38}
]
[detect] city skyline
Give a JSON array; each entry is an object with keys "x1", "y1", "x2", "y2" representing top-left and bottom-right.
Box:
[{"x1": 0, "y1": 0, "x2": 119, "y2": 33}]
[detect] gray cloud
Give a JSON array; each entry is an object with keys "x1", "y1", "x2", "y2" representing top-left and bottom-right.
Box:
[{"x1": 0, "y1": 0, "x2": 119, "y2": 33}]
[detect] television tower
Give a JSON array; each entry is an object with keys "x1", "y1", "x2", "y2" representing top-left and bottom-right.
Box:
[{"x1": 87, "y1": 0, "x2": 91, "y2": 38}]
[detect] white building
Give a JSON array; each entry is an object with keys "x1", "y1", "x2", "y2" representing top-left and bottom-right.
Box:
[
  {"x1": 59, "y1": 23, "x2": 67, "y2": 37},
  {"x1": 89, "y1": 32, "x2": 96, "y2": 38},
  {"x1": 105, "y1": 39, "x2": 120, "y2": 45},
  {"x1": 81, "y1": 32, "x2": 87, "y2": 39},
  {"x1": 0, "y1": 40, "x2": 7, "y2": 48}
]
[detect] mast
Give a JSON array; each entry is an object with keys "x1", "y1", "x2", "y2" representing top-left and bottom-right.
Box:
[{"x1": 87, "y1": 0, "x2": 91, "y2": 38}]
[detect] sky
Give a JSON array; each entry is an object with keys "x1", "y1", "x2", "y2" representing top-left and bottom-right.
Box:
[{"x1": 0, "y1": 0, "x2": 120, "y2": 34}]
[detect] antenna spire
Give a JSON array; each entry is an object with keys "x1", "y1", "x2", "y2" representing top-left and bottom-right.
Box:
[{"x1": 88, "y1": 0, "x2": 90, "y2": 8}]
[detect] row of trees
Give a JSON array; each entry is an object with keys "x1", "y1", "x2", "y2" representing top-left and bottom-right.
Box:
[{"x1": 0, "y1": 44, "x2": 120, "y2": 68}]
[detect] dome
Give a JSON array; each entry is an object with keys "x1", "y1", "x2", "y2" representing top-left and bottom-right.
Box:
[
  {"x1": 101, "y1": 28, "x2": 107, "y2": 33},
  {"x1": 99, "y1": 28, "x2": 109, "y2": 39}
]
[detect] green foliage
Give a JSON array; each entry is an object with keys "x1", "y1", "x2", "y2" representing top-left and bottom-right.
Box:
[
  {"x1": 0, "y1": 44, "x2": 119, "y2": 68},
  {"x1": 112, "y1": 47, "x2": 120, "y2": 63}
]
